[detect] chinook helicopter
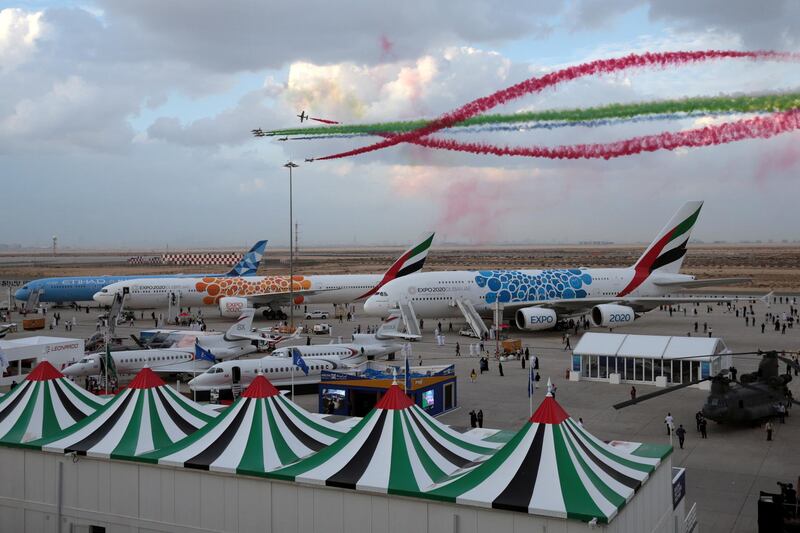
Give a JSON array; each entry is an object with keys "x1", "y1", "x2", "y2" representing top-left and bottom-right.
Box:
[{"x1": 614, "y1": 351, "x2": 798, "y2": 424}]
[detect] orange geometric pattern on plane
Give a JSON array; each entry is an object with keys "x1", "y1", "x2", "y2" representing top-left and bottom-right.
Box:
[{"x1": 195, "y1": 276, "x2": 312, "y2": 305}]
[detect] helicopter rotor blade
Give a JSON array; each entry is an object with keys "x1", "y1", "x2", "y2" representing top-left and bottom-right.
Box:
[{"x1": 613, "y1": 378, "x2": 710, "y2": 409}]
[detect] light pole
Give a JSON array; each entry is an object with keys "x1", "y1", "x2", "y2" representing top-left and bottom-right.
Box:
[{"x1": 284, "y1": 162, "x2": 299, "y2": 330}]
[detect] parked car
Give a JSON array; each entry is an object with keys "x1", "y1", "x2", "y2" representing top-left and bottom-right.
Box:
[
  {"x1": 313, "y1": 323, "x2": 331, "y2": 335},
  {"x1": 305, "y1": 310, "x2": 329, "y2": 320},
  {"x1": 459, "y1": 327, "x2": 479, "y2": 338}
]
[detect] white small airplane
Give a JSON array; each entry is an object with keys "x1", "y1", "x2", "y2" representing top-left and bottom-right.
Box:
[
  {"x1": 0, "y1": 324, "x2": 16, "y2": 339},
  {"x1": 188, "y1": 314, "x2": 415, "y2": 390},
  {"x1": 93, "y1": 233, "x2": 435, "y2": 319},
  {"x1": 62, "y1": 310, "x2": 267, "y2": 377},
  {"x1": 365, "y1": 201, "x2": 757, "y2": 332}
]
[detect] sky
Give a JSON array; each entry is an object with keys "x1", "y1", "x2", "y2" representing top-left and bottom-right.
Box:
[{"x1": 1, "y1": 0, "x2": 799, "y2": 249}]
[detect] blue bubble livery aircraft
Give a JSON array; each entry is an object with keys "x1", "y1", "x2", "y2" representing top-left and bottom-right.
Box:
[
  {"x1": 14, "y1": 240, "x2": 268, "y2": 306},
  {"x1": 364, "y1": 202, "x2": 760, "y2": 332}
]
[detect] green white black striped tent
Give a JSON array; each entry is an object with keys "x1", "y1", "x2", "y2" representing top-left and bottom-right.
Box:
[
  {"x1": 32, "y1": 367, "x2": 217, "y2": 460},
  {"x1": 143, "y1": 374, "x2": 344, "y2": 474},
  {"x1": 271, "y1": 384, "x2": 500, "y2": 496},
  {"x1": 422, "y1": 392, "x2": 670, "y2": 523},
  {"x1": 0, "y1": 361, "x2": 106, "y2": 445}
]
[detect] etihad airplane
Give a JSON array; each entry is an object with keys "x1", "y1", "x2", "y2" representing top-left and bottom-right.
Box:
[
  {"x1": 364, "y1": 202, "x2": 753, "y2": 332},
  {"x1": 93, "y1": 233, "x2": 435, "y2": 318},
  {"x1": 188, "y1": 314, "x2": 412, "y2": 390},
  {"x1": 14, "y1": 240, "x2": 268, "y2": 305},
  {"x1": 62, "y1": 310, "x2": 265, "y2": 377}
]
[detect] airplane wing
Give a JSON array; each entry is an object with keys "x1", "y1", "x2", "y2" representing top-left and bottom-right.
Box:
[
  {"x1": 145, "y1": 359, "x2": 215, "y2": 374},
  {"x1": 376, "y1": 331, "x2": 422, "y2": 341},
  {"x1": 246, "y1": 288, "x2": 336, "y2": 306},
  {"x1": 502, "y1": 294, "x2": 766, "y2": 316},
  {"x1": 652, "y1": 278, "x2": 751, "y2": 289}
]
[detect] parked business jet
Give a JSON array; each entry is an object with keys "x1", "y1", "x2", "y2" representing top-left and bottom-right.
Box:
[
  {"x1": 94, "y1": 233, "x2": 435, "y2": 318},
  {"x1": 62, "y1": 310, "x2": 264, "y2": 377},
  {"x1": 188, "y1": 314, "x2": 414, "y2": 390},
  {"x1": 364, "y1": 202, "x2": 754, "y2": 332},
  {"x1": 14, "y1": 240, "x2": 268, "y2": 305}
]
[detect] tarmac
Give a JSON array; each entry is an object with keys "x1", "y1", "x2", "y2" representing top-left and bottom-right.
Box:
[{"x1": 3, "y1": 294, "x2": 800, "y2": 533}]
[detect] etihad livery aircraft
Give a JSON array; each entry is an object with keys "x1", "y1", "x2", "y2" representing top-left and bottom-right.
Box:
[
  {"x1": 62, "y1": 310, "x2": 266, "y2": 377},
  {"x1": 94, "y1": 233, "x2": 435, "y2": 318},
  {"x1": 188, "y1": 314, "x2": 412, "y2": 390},
  {"x1": 364, "y1": 202, "x2": 753, "y2": 331},
  {"x1": 14, "y1": 240, "x2": 268, "y2": 305}
]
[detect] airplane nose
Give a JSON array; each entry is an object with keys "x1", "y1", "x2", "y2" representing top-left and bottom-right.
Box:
[
  {"x1": 61, "y1": 364, "x2": 80, "y2": 377},
  {"x1": 364, "y1": 296, "x2": 383, "y2": 316},
  {"x1": 93, "y1": 292, "x2": 110, "y2": 304},
  {"x1": 14, "y1": 289, "x2": 26, "y2": 300}
]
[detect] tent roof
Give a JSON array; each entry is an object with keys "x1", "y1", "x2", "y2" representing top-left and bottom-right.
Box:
[
  {"x1": 574, "y1": 332, "x2": 724, "y2": 360},
  {"x1": 145, "y1": 374, "x2": 344, "y2": 474},
  {"x1": 32, "y1": 367, "x2": 217, "y2": 459},
  {"x1": 271, "y1": 384, "x2": 500, "y2": 495},
  {"x1": 0, "y1": 361, "x2": 105, "y2": 444},
  {"x1": 423, "y1": 394, "x2": 667, "y2": 523}
]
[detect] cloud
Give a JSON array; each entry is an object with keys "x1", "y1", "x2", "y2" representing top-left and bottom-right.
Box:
[
  {"x1": 0, "y1": 8, "x2": 47, "y2": 71},
  {"x1": 94, "y1": 0, "x2": 561, "y2": 72}
]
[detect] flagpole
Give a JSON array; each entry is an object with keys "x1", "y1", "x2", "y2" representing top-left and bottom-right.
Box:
[
  {"x1": 404, "y1": 349, "x2": 408, "y2": 393},
  {"x1": 529, "y1": 361, "x2": 533, "y2": 417}
]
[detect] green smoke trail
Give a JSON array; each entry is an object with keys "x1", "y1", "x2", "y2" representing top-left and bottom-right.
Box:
[{"x1": 264, "y1": 92, "x2": 800, "y2": 137}]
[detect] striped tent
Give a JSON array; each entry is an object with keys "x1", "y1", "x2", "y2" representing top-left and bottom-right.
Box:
[
  {"x1": 143, "y1": 374, "x2": 345, "y2": 474},
  {"x1": 0, "y1": 361, "x2": 106, "y2": 445},
  {"x1": 423, "y1": 392, "x2": 668, "y2": 523},
  {"x1": 33, "y1": 367, "x2": 217, "y2": 460},
  {"x1": 271, "y1": 384, "x2": 500, "y2": 496}
]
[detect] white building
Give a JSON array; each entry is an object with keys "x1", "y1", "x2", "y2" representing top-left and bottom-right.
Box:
[
  {"x1": 572, "y1": 332, "x2": 731, "y2": 388},
  {"x1": 0, "y1": 336, "x2": 84, "y2": 386}
]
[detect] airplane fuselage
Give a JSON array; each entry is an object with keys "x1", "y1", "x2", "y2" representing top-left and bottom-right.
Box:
[
  {"x1": 94, "y1": 274, "x2": 386, "y2": 309},
  {"x1": 364, "y1": 268, "x2": 693, "y2": 319}
]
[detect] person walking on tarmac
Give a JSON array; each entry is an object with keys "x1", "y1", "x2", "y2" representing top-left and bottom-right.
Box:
[
  {"x1": 498, "y1": 360, "x2": 504, "y2": 377},
  {"x1": 477, "y1": 410, "x2": 484, "y2": 428},
  {"x1": 675, "y1": 424, "x2": 687, "y2": 449},
  {"x1": 469, "y1": 410, "x2": 477, "y2": 428}
]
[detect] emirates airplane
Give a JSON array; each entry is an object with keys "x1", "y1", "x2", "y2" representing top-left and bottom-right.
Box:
[
  {"x1": 93, "y1": 233, "x2": 434, "y2": 319},
  {"x1": 364, "y1": 202, "x2": 755, "y2": 332}
]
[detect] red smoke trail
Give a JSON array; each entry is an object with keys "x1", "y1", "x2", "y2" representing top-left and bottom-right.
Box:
[
  {"x1": 405, "y1": 110, "x2": 800, "y2": 159},
  {"x1": 310, "y1": 117, "x2": 340, "y2": 125},
  {"x1": 317, "y1": 50, "x2": 798, "y2": 161}
]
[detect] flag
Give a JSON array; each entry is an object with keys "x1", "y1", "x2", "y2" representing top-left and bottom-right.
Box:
[
  {"x1": 195, "y1": 341, "x2": 216, "y2": 363},
  {"x1": 527, "y1": 361, "x2": 536, "y2": 397},
  {"x1": 404, "y1": 353, "x2": 411, "y2": 391},
  {"x1": 292, "y1": 348, "x2": 309, "y2": 375},
  {"x1": 105, "y1": 344, "x2": 117, "y2": 380}
]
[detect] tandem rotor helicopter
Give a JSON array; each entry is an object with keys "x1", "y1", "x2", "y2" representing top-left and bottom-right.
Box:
[{"x1": 614, "y1": 350, "x2": 799, "y2": 424}]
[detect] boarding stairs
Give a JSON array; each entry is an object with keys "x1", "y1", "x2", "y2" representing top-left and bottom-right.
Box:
[
  {"x1": 454, "y1": 298, "x2": 489, "y2": 339},
  {"x1": 397, "y1": 301, "x2": 421, "y2": 337},
  {"x1": 231, "y1": 383, "x2": 243, "y2": 400},
  {"x1": 108, "y1": 292, "x2": 127, "y2": 337},
  {"x1": 25, "y1": 288, "x2": 42, "y2": 311}
]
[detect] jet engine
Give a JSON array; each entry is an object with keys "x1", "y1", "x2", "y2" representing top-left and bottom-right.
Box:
[
  {"x1": 515, "y1": 307, "x2": 558, "y2": 331},
  {"x1": 591, "y1": 304, "x2": 635, "y2": 327},
  {"x1": 219, "y1": 297, "x2": 248, "y2": 318}
]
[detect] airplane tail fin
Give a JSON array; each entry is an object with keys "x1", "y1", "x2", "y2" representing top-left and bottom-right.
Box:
[
  {"x1": 224, "y1": 308, "x2": 256, "y2": 340},
  {"x1": 375, "y1": 312, "x2": 420, "y2": 341},
  {"x1": 633, "y1": 201, "x2": 703, "y2": 275},
  {"x1": 356, "y1": 232, "x2": 435, "y2": 300},
  {"x1": 224, "y1": 240, "x2": 268, "y2": 276}
]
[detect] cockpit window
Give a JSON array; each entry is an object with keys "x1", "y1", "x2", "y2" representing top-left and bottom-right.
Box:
[{"x1": 101, "y1": 288, "x2": 108, "y2": 293}]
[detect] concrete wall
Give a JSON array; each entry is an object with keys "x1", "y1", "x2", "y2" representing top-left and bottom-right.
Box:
[{"x1": 0, "y1": 447, "x2": 674, "y2": 533}]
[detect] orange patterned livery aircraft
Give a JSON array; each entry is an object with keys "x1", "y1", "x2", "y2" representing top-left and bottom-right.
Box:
[{"x1": 93, "y1": 233, "x2": 434, "y2": 319}]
